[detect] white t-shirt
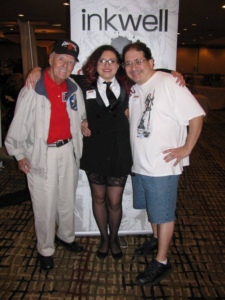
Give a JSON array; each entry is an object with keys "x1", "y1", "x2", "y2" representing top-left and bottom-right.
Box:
[{"x1": 129, "y1": 71, "x2": 205, "y2": 177}]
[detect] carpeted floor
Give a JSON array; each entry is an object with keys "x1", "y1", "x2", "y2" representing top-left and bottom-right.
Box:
[{"x1": 0, "y1": 110, "x2": 225, "y2": 300}]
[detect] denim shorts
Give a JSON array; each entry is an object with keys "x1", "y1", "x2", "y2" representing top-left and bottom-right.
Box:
[{"x1": 132, "y1": 174, "x2": 180, "y2": 224}]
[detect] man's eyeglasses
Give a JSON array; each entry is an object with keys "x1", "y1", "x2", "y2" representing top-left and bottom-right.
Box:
[
  {"x1": 98, "y1": 59, "x2": 118, "y2": 66},
  {"x1": 122, "y1": 59, "x2": 147, "y2": 68}
]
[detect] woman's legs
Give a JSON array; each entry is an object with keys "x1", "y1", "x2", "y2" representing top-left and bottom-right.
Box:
[
  {"x1": 106, "y1": 186, "x2": 125, "y2": 254},
  {"x1": 89, "y1": 182, "x2": 109, "y2": 253},
  {"x1": 87, "y1": 172, "x2": 127, "y2": 255}
]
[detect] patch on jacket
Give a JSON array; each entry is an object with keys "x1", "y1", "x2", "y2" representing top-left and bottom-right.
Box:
[{"x1": 69, "y1": 94, "x2": 77, "y2": 110}]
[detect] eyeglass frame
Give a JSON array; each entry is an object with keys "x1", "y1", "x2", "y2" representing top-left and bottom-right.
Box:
[
  {"x1": 122, "y1": 59, "x2": 148, "y2": 68},
  {"x1": 98, "y1": 59, "x2": 118, "y2": 66}
]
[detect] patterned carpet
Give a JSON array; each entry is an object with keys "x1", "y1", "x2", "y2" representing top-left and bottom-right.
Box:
[{"x1": 0, "y1": 110, "x2": 225, "y2": 300}]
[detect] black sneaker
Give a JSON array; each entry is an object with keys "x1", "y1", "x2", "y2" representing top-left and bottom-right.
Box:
[
  {"x1": 134, "y1": 236, "x2": 158, "y2": 257},
  {"x1": 136, "y1": 258, "x2": 173, "y2": 286}
]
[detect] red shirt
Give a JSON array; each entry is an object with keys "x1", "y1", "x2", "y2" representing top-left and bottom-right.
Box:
[{"x1": 44, "y1": 68, "x2": 72, "y2": 144}]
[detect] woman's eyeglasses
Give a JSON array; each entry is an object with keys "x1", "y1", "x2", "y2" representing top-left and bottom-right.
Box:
[{"x1": 98, "y1": 59, "x2": 118, "y2": 66}]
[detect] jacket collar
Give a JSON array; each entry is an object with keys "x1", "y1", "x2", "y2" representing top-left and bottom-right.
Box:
[
  {"x1": 35, "y1": 68, "x2": 77, "y2": 100},
  {"x1": 89, "y1": 80, "x2": 127, "y2": 113}
]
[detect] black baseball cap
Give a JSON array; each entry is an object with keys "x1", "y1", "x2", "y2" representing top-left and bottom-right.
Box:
[{"x1": 52, "y1": 39, "x2": 79, "y2": 62}]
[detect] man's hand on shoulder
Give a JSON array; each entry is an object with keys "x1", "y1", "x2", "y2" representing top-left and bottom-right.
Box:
[
  {"x1": 171, "y1": 71, "x2": 186, "y2": 87},
  {"x1": 25, "y1": 67, "x2": 42, "y2": 90}
]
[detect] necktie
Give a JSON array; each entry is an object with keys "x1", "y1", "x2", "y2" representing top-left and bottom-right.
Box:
[{"x1": 104, "y1": 81, "x2": 117, "y2": 108}]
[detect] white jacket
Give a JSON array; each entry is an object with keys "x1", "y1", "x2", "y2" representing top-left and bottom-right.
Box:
[{"x1": 5, "y1": 70, "x2": 86, "y2": 178}]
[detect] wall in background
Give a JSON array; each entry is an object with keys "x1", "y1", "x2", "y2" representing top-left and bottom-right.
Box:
[
  {"x1": 1, "y1": 44, "x2": 225, "y2": 76},
  {"x1": 176, "y1": 47, "x2": 225, "y2": 74},
  {"x1": 0, "y1": 44, "x2": 21, "y2": 69},
  {"x1": 0, "y1": 44, "x2": 48, "y2": 71}
]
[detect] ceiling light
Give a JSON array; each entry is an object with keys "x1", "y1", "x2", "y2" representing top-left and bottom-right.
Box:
[
  {"x1": 222, "y1": 5, "x2": 225, "y2": 8},
  {"x1": 183, "y1": 28, "x2": 187, "y2": 31},
  {"x1": 18, "y1": 14, "x2": 24, "y2": 17},
  {"x1": 63, "y1": 2, "x2": 70, "y2": 5},
  {"x1": 177, "y1": 33, "x2": 180, "y2": 35},
  {"x1": 10, "y1": 28, "x2": 13, "y2": 31},
  {"x1": 182, "y1": 43, "x2": 185, "y2": 45},
  {"x1": 192, "y1": 24, "x2": 197, "y2": 26}
]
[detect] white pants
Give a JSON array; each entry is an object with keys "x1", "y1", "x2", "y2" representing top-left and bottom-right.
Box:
[{"x1": 27, "y1": 141, "x2": 78, "y2": 256}]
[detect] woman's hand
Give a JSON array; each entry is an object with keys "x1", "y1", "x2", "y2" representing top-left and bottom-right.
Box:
[
  {"x1": 26, "y1": 67, "x2": 42, "y2": 89},
  {"x1": 125, "y1": 108, "x2": 129, "y2": 119},
  {"x1": 81, "y1": 119, "x2": 91, "y2": 137}
]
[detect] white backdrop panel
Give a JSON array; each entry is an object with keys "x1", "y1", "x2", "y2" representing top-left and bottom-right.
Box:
[
  {"x1": 75, "y1": 171, "x2": 152, "y2": 236},
  {"x1": 71, "y1": 0, "x2": 179, "y2": 73},
  {"x1": 71, "y1": 0, "x2": 179, "y2": 235}
]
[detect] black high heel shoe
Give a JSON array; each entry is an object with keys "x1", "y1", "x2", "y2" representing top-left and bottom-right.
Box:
[
  {"x1": 96, "y1": 242, "x2": 109, "y2": 259},
  {"x1": 111, "y1": 250, "x2": 123, "y2": 260},
  {"x1": 97, "y1": 249, "x2": 109, "y2": 259},
  {"x1": 110, "y1": 242, "x2": 123, "y2": 261}
]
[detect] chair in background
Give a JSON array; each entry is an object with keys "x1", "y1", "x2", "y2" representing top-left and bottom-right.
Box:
[
  {"x1": 0, "y1": 146, "x2": 14, "y2": 163},
  {"x1": 211, "y1": 73, "x2": 222, "y2": 87},
  {"x1": 0, "y1": 146, "x2": 14, "y2": 191},
  {"x1": 203, "y1": 74, "x2": 213, "y2": 86}
]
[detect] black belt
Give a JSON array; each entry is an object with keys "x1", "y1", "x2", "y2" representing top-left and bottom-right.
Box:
[{"x1": 48, "y1": 138, "x2": 71, "y2": 148}]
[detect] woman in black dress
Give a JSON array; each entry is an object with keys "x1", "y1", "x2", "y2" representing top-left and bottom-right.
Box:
[{"x1": 77, "y1": 45, "x2": 133, "y2": 260}]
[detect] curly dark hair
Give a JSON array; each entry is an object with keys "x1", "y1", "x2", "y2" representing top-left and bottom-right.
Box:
[{"x1": 82, "y1": 45, "x2": 133, "y2": 95}]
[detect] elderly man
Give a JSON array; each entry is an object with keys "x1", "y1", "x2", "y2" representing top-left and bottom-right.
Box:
[
  {"x1": 122, "y1": 42, "x2": 205, "y2": 286},
  {"x1": 5, "y1": 40, "x2": 86, "y2": 270}
]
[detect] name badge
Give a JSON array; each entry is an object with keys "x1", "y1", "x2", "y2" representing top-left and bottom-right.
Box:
[
  {"x1": 62, "y1": 92, "x2": 67, "y2": 102},
  {"x1": 86, "y1": 90, "x2": 96, "y2": 99},
  {"x1": 69, "y1": 94, "x2": 77, "y2": 110},
  {"x1": 133, "y1": 95, "x2": 139, "y2": 102}
]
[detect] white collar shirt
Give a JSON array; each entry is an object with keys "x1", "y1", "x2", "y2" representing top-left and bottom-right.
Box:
[{"x1": 97, "y1": 76, "x2": 121, "y2": 107}]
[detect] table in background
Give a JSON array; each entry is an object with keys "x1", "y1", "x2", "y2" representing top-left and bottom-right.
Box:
[
  {"x1": 193, "y1": 94, "x2": 209, "y2": 122},
  {"x1": 191, "y1": 85, "x2": 225, "y2": 110}
]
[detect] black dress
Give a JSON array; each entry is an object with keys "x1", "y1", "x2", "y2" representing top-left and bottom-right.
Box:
[{"x1": 72, "y1": 75, "x2": 133, "y2": 177}]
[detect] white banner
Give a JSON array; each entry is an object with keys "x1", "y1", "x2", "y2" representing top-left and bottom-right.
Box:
[
  {"x1": 71, "y1": 0, "x2": 179, "y2": 73},
  {"x1": 71, "y1": 0, "x2": 179, "y2": 235}
]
